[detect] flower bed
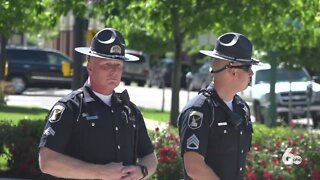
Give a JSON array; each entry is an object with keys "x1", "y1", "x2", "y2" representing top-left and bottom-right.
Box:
[
  {"x1": 0, "y1": 119, "x2": 319, "y2": 179},
  {"x1": 149, "y1": 124, "x2": 320, "y2": 180},
  {"x1": 149, "y1": 127, "x2": 183, "y2": 180},
  {"x1": 246, "y1": 124, "x2": 320, "y2": 180}
]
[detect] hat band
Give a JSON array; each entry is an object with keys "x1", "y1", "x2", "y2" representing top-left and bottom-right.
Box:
[
  {"x1": 89, "y1": 50, "x2": 126, "y2": 60},
  {"x1": 213, "y1": 50, "x2": 252, "y2": 62}
]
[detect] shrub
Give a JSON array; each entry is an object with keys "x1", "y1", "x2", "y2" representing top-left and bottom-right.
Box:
[
  {"x1": 0, "y1": 119, "x2": 54, "y2": 179},
  {"x1": 1, "y1": 119, "x2": 319, "y2": 180},
  {"x1": 147, "y1": 124, "x2": 320, "y2": 180},
  {"x1": 149, "y1": 127, "x2": 183, "y2": 180},
  {"x1": 246, "y1": 124, "x2": 320, "y2": 180}
]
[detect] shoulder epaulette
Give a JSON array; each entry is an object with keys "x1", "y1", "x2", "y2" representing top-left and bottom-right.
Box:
[{"x1": 59, "y1": 88, "x2": 83, "y2": 103}]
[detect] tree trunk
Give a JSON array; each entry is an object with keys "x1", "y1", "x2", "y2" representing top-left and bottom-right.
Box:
[
  {"x1": 72, "y1": 17, "x2": 88, "y2": 90},
  {"x1": 0, "y1": 36, "x2": 8, "y2": 80},
  {"x1": 170, "y1": 7, "x2": 183, "y2": 126}
]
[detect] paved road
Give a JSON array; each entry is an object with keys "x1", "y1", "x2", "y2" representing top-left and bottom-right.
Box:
[
  {"x1": 6, "y1": 82, "x2": 198, "y2": 112},
  {"x1": 6, "y1": 83, "x2": 315, "y2": 127}
]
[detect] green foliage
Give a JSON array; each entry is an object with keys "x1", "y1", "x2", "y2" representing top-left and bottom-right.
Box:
[
  {"x1": 0, "y1": 0, "x2": 58, "y2": 38},
  {"x1": 149, "y1": 127, "x2": 183, "y2": 180},
  {"x1": 0, "y1": 108, "x2": 319, "y2": 179},
  {"x1": 147, "y1": 124, "x2": 320, "y2": 179},
  {"x1": 5, "y1": 120, "x2": 43, "y2": 178},
  {"x1": 247, "y1": 124, "x2": 320, "y2": 179},
  {"x1": 0, "y1": 119, "x2": 54, "y2": 179},
  {"x1": 105, "y1": 1, "x2": 320, "y2": 69}
]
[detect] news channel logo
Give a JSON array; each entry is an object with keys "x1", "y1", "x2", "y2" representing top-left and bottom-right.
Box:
[{"x1": 282, "y1": 147, "x2": 302, "y2": 165}]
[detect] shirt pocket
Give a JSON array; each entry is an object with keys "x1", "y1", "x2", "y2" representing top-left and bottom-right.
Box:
[{"x1": 212, "y1": 125, "x2": 237, "y2": 153}]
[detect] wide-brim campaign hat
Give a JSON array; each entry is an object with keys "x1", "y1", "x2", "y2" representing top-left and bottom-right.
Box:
[
  {"x1": 200, "y1": 32, "x2": 259, "y2": 65},
  {"x1": 75, "y1": 28, "x2": 139, "y2": 61}
]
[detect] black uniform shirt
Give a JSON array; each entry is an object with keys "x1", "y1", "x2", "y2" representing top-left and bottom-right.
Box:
[
  {"x1": 178, "y1": 88, "x2": 253, "y2": 180},
  {"x1": 39, "y1": 84, "x2": 154, "y2": 165}
]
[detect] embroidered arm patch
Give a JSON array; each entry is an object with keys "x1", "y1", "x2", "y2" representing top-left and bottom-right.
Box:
[
  {"x1": 48, "y1": 104, "x2": 65, "y2": 123},
  {"x1": 188, "y1": 111, "x2": 203, "y2": 129}
]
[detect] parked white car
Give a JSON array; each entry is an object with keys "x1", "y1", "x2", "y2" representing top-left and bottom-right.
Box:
[{"x1": 239, "y1": 63, "x2": 320, "y2": 128}]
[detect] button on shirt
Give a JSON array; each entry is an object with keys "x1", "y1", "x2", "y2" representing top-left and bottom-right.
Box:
[
  {"x1": 178, "y1": 89, "x2": 253, "y2": 180},
  {"x1": 39, "y1": 85, "x2": 154, "y2": 165}
]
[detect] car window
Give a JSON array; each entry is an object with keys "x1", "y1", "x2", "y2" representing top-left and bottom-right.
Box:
[
  {"x1": 7, "y1": 49, "x2": 43, "y2": 63},
  {"x1": 46, "y1": 52, "x2": 71, "y2": 65},
  {"x1": 255, "y1": 68, "x2": 310, "y2": 84}
]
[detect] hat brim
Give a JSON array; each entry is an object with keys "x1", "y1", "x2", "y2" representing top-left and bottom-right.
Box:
[
  {"x1": 75, "y1": 47, "x2": 139, "y2": 61},
  {"x1": 200, "y1": 50, "x2": 260, "y2": 65}
]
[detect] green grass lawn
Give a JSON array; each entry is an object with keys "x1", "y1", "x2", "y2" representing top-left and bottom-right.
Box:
[
  {"x1": 0, "y1": 104, "x2": 169, "y2": 123},
  {"x1": 0, "y1": 104, "x2": 48, "y2": 124},
  {"x1": 140, "y1": 108, "x2": 170, "y2": 123}
]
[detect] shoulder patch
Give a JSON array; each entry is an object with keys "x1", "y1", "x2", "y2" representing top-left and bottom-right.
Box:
[
  {"x1": 188, "y1": 111, "x2": 203, "y2": 129},
  {"x1": 48, "y1": 104, "x2": 65, "y2": 123}
]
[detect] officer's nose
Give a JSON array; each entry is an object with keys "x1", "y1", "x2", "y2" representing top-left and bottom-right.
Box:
[{"x1": 249, "y1": 69, "x2": 254, "y2": 76}]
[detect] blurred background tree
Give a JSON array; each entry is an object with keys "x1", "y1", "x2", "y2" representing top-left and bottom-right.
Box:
[
  {"x1": 105, "y1": 0, "x2": 320, "y2": 125},
  {"x1": 1, "y1": 0, "x2": 320, "y2": 125},
  {"x1": 0, "y1": 0, "x2": 58, "y2": 80}
]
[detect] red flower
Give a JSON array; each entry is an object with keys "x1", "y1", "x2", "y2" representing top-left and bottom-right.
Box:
[
  {"x1": 285, "y1": 166, "x2": 292, "y2": 172},
  {"x1": 168, "y1": 133, "x2": 174, "y2": 141},
  {"x1": 313, "y1": 169, "x2": 320, "y2": 180},
  {"x1": 253, "y1": 144, "x2": 260, "y2": 151},
  {"x1": 247, "y1": 165, "x2": 253, "y2": 172},
  {"x1": 261, "y1": 159, "x2": 267, "y2": 168},
  {"x1": 301, "y1": 158, "x2": 308, "y2": 169},
  {"x1": 272, "y1": 159, "x2": 279, "y2": 165},
  {"x1": 247, "y1": 172, "x2": 257, "y2": 180},
  {"x1": 156, "y1": 139, "x2": 162, "y2": 147},
  {"x1": 287, "y1": 138, "x2": 292, "y2": 146},
  {"x1": 155, "y1": 127, "x2": 159, "y2": 132},
  {"x1": 263, "y1": 171, "x2": 273, "y2": 180}
]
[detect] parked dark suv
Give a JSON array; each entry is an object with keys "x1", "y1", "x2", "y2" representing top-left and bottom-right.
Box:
[
  {"x1": 4, "y1": 46, "x2": 73, "y2": 93},
  {"x1": 148, "y1": 58, "x2": 191, "y2": 89}
]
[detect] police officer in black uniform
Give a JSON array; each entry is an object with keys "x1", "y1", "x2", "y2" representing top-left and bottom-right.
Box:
[
  {"x1": 39, "y1": 28, "x2": 157, "y2": 180},
  {"x1": 178, "y1": 32, "x2": 260, "y2": 180}
]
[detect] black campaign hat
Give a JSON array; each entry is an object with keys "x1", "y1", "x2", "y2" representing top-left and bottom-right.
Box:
[
  {"x1": 75, "y1": 28, "x2": 139, "y2": 61},
  {"x1": 200, "y1": 32, "x2": 259, "y2": 65}
]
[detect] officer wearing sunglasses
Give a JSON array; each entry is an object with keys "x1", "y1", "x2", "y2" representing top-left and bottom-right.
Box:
[{"x1": 178, "y1": 32, "x2": 260, "y2": 180}]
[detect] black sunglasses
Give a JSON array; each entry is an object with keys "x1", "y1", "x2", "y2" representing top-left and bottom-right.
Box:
[
  {"x1": 228, "y1": 65, "x2": 252, "y2": 72},
  {"x1": 211, "y1": 64, "x2": 252, "y2": 73}
]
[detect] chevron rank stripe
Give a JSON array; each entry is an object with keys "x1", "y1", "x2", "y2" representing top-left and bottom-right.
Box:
[{"x1": 187, "y1": 134, "x2": 199, "y2": 150}]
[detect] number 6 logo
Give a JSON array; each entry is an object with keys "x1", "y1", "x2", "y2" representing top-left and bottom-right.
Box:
[{"x1": 282, "y1": 148, "x2": 302, "y2": 165}]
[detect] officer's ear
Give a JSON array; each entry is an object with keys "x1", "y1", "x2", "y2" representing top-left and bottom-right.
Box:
[{"x1": 87, "y1": 57, "x2": 92, "y2": 72}]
